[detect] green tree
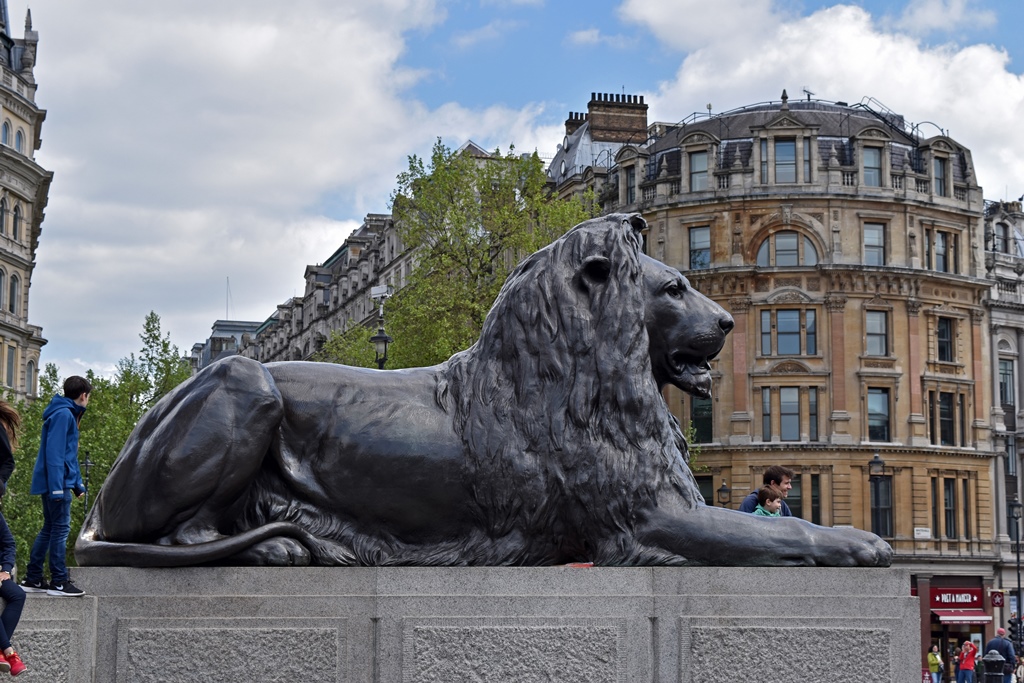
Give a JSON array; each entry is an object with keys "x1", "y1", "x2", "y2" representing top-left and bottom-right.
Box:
[
  {"x1": 384, "y1": 138, "x2": 596, "y2": 368},
  {"x1": 4, "y1": 312, "x2": 191, "y2": 576},
  {"x1": 312, "y1": 324, "x2": 376, "y2": 368}
]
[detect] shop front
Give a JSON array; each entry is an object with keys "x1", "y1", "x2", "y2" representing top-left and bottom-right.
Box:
[{"x1": 927, "y1": 586, "x2": 991, "y2": 679}]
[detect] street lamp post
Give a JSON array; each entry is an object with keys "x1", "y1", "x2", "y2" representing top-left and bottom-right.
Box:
[
  {"x1": 1011, "y1": 495, "x2": 1023, "y2": 643},
  {"x1": 716, "y1": 479, "x2": 731, "y2": 507},
  {"x1": 368, "y1": 285, "x2": 393, "y2": 370},
  {"x1": 868, "y1": 452, "x2": 886, "y2": 538}
]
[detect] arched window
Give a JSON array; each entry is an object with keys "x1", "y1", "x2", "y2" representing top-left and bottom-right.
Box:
[
  {"x1": 2, "y1": 122, "x2": 10, "y2": 146},
  {"x1": 0, "y1": 200, "x2": 8, "y2": 236},
  {"x1": 8, "y1": 275, "x2": 18, "y2": 314},
  {"x1": 756, "y1": 230, "x2": 819, "y2": 267},
  {"x1": 12, "y1": 206, "x2": 20, "y2": 241},
  {"x1": 14, "y1": 130, "x2": 23, "y2": 154},
  {"x1": 25, "y1": 360, "x2": 34, "y2": 395}
]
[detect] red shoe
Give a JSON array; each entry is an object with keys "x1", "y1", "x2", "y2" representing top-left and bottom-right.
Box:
[
  {"x1": 6, "y1": 651, "x2": 24, "y2": 676},
  {"x1": 0, "y1": 652, "x2": 9, "y2": 674}
]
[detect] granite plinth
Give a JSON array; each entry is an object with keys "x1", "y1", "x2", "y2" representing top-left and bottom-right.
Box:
[{"x1": 12, "y1": 566, "x2": 917, "y2": 683}]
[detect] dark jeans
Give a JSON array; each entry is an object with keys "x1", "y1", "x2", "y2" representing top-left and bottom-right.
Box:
[
  {"x1": 27, "y1": 492, "x2": 71, "y2": 583},
  {"x1": 0, "y1": 579, "x2": 24, "y2": 650}
]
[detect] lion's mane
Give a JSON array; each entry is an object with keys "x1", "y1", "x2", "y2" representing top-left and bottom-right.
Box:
[{"x1": 439, "y1": 214, "x2": 702, "y2": 565}]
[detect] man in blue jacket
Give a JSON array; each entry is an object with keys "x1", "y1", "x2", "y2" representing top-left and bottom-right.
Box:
[{"x1": 20, "y1": 376, "x2": 91, "y2": 597}]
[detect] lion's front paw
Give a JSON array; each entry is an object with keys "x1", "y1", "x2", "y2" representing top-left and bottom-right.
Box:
[{"x1": 231, "y1": 536, "x2": 312, "y2": 566}]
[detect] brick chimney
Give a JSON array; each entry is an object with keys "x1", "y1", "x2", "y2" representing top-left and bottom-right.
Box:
[
  {"x1": 586, "y1": 92, "x2": 648, "y2": 143},
  {"x1": 564, "y1": 111, "x2": 588, "y2": 136}
]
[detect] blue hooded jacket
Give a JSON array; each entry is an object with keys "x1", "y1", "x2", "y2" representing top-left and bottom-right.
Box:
[{"x1": 30, "y1": 395, "x2": 86, "y2": 496}]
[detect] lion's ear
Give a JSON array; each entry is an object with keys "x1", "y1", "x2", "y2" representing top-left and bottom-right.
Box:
[{"x1": 578, "y1": 255, "x2": 611, "y2": 293}]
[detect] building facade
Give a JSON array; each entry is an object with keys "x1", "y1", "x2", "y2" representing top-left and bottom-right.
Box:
[
  {"x1": 237, "y1": 213, "x2": 413, "y2": 363},
  {"x1": 552, "y1": 91, "x2": 1002, "y2": 661},
  {"x1": 0, "y1": 5, "x2": 50, "y2": 399}
]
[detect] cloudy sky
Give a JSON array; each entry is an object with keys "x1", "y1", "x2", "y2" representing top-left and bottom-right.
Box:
[{"x1": 9, "y1": 0, "x2": 1024, "y2": 377}]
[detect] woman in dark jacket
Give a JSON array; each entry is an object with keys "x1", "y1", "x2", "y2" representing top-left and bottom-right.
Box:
[{"x1": 0, "y1": 400, "x2": 27, "y2": 676}]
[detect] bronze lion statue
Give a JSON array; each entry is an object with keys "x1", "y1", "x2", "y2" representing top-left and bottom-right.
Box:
[{"x1": 76, "y1": 213, "x2": 892, "y2": 567}]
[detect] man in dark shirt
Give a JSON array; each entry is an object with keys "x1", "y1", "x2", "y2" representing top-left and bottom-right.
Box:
[
  {"x1": 738, "y1": 465, "x2": 795, "y2": 516},
  {"x1": 985, "y1": 627, "x2": 1016, "y2": 683}
]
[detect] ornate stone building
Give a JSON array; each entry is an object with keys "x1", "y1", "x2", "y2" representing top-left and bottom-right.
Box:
[
  {"x1": 552, "y1": 91, "x2": 998, "y2": 657},
  {"x1": 236, "y1": 213, "x2": 412, "y2": 363},
  {"x1": 0, "y1": 6, "x2": 50, "y2": 399}
]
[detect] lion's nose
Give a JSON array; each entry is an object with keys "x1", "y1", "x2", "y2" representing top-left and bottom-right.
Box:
[{"x1": 719, "y1": 313, "x2": 735, "y2": 335}]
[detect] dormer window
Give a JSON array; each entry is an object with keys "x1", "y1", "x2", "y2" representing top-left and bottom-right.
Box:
[
  {"x1": 689, "y1": 151, "x2": 708, "y2": 192},
  {"x1": 863, "y1": 147, "x2": 882, "y2": 187},
  {"x1": 934, "y1": 157, "x2": 947, "y2": 197},
  {"x1": 775, "y1": 140, "x2": 796, "y2": 183}
]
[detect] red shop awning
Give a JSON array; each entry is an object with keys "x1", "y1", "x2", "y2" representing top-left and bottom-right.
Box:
[{"x1": 932, "y1": 609, "x2": 992, "y2": 624}]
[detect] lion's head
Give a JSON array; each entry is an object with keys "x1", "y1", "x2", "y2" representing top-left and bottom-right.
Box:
[{"x1": 440, "y1": 213, "x2": 733, "y2": 564}]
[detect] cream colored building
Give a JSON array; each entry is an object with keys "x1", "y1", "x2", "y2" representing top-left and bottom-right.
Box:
[
  {"x1": 552, "y1": 91, "x2": 1000, "y2": 660},
  {"x1": 0, "y1": 7, "x2": 51, "y2": 399}
]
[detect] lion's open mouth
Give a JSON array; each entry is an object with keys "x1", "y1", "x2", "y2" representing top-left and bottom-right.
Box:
[{"x1": 669, "y1": 353, "x2": 713, "y2": 399}]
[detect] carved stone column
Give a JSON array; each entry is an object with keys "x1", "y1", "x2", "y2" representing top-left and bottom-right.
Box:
[
  {"x1": 906, "y1": 298, "x2": 928, "y2": 445},
  {"x1": 728, "y1": 296, "x2": 752, "y2": 445},
  {"x1": 826, "y1": 295, "x2": 852, "y2": 444}
]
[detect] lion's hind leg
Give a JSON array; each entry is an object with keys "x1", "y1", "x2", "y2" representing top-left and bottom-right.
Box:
[{"x1": 82, "y1": 356, "x2": 285, "y2": 554}]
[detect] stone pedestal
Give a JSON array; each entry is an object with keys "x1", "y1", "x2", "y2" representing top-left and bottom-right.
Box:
[{"x1": 14, "y1": 566, "x2": 917, "y2": 682}]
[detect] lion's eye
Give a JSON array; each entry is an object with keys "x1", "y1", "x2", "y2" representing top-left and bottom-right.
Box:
[{"x1": 667, "y1": 282, "x2": 686, "y2": 298}]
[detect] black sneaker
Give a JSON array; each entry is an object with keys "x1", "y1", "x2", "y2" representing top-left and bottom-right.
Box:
[
  {"x1": 46, "y1": 580, "x2": 84, "y2": 597},
  {"x1": 18, "y1": 578, "x2": 47, "y2": 593}
]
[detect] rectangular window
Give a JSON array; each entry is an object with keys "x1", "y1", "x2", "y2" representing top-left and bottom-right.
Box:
[
  {"x1": 760, "y1": 139, "x2": 768, "y2": 183},
  {"x1": 689, "y1": 226, "x2": 710, "y2": 270},
  {"x1": 928, "y1": 230, "x2": 960, "y2": 274},
  {"x1": 934, "y1": 157, "x2": 947, "y2": 196},
  {"x1": 696, "y1": 475, "x2": 714, "y2": 504},
  {"x1": 931, "y1": 477, "x2": 940, "y2": 539},
  {"x1": 863, "y1": 147, "x2": 882, "y2": 187},
  {"x1": 626, "y1": 166, "x2": 636, "y2": 204},
  {"x1": 810, "y1": 474, "x2": 821, "y2": 525},
  {"x1": 864, "y1": 223, "x2": 885, "y2": 266},
  {"x1": 762, "y1": 387, "x2": 772, "y2": 440},
  {"x1": 806, "y1": 310, "x2": 817, "y2": 355},
  {"x1": 809, "y1": 387, "x2": 818, "y2": 442},
  {"x1": 4, "y1": 346, "x2": 12, "y2": 388},
  {"x1": 760, "y1": 310, "x2": 772, "y2": 356},
  {"x1": 937, "y1": 317, "x2": 954, "y2": 362},
  {"x1": 870, "y1": 475, "x2": 893, "y2": 538},
  {"x1": 939, "y1": 391, "x2": 955, "y2": 445},
  {"x1": 1001, "y1": 359, "x2": 1016, "y2": 406},
  {"x1": 995, "y1": 223, "x2": 1009, "y2": 253},
  {"x1": 780, "y1": 387, "x2": 799, "y2": 441},
  {"x1": 803, "y1": 137, "x2": 811, "y2": 183},
  {"x1": 691, "y1": 396, "x2": 712, "y2": 443},
  {"x1": 788, "y1": 475, "x2": 802, "y2": 519},
  {"x1": 943, "y1": 478, "x2": 957, "y2": 538},
  {"x1": 958, "y1": 394, "x2": 967, "y2": 447},
  {"x1": 775, "y1": 232, "x2": 798, "y2": 266},
  {"x1": 777, "y1": 310, "x2": 801, "y2": 355},
  {"x1": 962, "y1": 478, "x2": 970, "y2": 540},
  {"x1": 689, "y1": 151, "x2": 708, "y2": 192},
  {"x1": 868, "y1": 388, "x2": 890, "y2": 441},
  {"x1": 935, "y1": 231, "x2": 948, "y2": 272},
  {"x1": 866, "y1": 310, "x2": 888, "y2": 356},
  {"x1": 775, "y1": 140, "x2": 796, "y2": 183},
  {"x1": 1010, "y1": 438, "x2": 1018, "y2": 477}
]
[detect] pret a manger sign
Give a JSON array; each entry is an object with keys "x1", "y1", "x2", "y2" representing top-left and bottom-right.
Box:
[{"x1": 930, "y1": 587, "x2": 982, "y2": 609}]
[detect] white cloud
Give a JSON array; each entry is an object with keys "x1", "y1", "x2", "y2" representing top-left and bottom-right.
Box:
[
  {"x1": 627, "y1": 3, "x2": 1024, "y2": 203},
  {"x1": 452, "y1": 20, "x2": 523, "y2": 50},
  {"x1": 13, "y1": 0, "x2": 559, "y2": 375},
  {"x1": 565, "y1": 27, "x2": 633, "y2": 50},
  {"x1": 618, "y1": 0, "x2": 781, "y2": 52},
  {"x1": 895, "y1": 0, "x2": 997, "y2": 35}
]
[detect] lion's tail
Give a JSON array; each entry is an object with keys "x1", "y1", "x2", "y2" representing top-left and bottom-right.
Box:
[{"x1": 74, "y1": 522, "x2": 337, "y2": 567}]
